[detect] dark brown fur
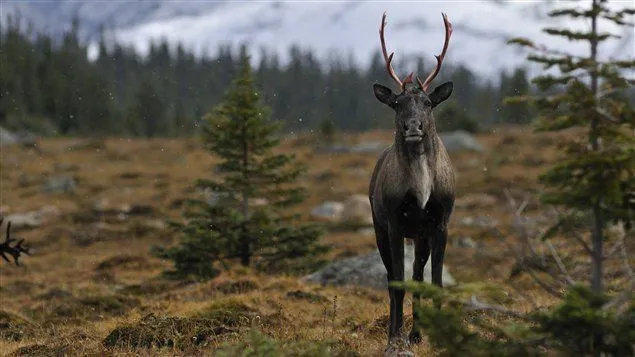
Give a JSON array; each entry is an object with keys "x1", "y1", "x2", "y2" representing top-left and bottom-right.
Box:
[{"x1": 369, "y1": 83, "x2": 455, "y2": 345}]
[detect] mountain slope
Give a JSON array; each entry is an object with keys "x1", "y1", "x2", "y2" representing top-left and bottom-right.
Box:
[{"x1": 3, "y1": 0, "x2": 633, "y2": 77}]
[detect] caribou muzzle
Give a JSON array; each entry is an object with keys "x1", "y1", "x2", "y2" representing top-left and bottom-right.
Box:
[{"x1": 404, "y1": 118, "x2": 424, "y2": 142}]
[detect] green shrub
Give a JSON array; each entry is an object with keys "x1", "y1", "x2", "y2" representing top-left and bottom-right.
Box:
[{"x1": 397, "y1": 281, "x2": 634, "y2": 357}]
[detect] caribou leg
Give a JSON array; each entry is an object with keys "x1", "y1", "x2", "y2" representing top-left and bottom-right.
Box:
[
  {"x1": 430, "y1": 224, "x2": 448, "y2": 311},
  {"x1": 387, "y1": 223, "x2": 406, "y2": 342},
  {"x1": 409, "y1": 236, "x2": 430, "y2": 344}
]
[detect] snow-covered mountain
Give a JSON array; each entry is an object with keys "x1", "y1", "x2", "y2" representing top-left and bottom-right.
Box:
[{"x1": 3, "y1": 0, "x2": 633, "y2": 77}]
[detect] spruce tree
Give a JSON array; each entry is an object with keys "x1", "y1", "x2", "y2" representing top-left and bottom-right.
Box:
[
  {"x1": 508, "y1": 0, "x2": 634, "y2": 293},
  {"x1": 155, "y1": 50, "x2": 327, "y2": 279}
]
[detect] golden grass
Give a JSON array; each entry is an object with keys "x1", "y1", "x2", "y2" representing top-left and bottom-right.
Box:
[{"x1": 0, "y1": 126, "x2": 629, "y2": 356}]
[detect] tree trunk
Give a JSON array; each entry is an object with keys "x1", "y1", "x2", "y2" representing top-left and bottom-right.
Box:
[
  {"x1": 240, "y1": 125, "x2": 251, "y2": 267},
  {"x1": 589, "y1": 0, "x2": 603, "y2": 294}
]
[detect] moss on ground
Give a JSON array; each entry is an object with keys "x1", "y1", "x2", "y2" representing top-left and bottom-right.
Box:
[
  {"x1": 103, "y1": 313, "x2": 236, "y2": 349},
  {"x1": 195, "y1": 297, "x2": 260, "y2": 327},
  {"x1": 0, "y1": 310, "x2": 37, "y2": 341}
]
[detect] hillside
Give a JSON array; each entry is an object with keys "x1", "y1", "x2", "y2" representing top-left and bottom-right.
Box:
[
  {"x1": 0, "y1": 127, "x2": 632, "y2": 356},
  {"x1": 4, "y1": 1, "x2": 633, "y2": 77}
]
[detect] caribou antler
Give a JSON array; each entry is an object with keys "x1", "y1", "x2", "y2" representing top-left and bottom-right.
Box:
[
  {"x1": 0, "y1": 218, "x2": 30, "y2": 266},
  {"x1": 418, "y1": 13, "x2": 453, "y2": 92},
  {"x1": 380, "y1": 12, "x2": 413, "y2": 92}
]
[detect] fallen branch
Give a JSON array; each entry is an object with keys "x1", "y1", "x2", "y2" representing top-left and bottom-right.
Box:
[
  {"x1": 491, "y1": 227, "x2": 563, "y2": 298},
  {"x1": 464, "y1": 295, "x2": 530, "y2": 320},
  {"x1": 595, "y1": 107, "x2": 622, "y2": 123},
  {"x1": 571, "y1": 231, "x2": 593, "y2": 256}
]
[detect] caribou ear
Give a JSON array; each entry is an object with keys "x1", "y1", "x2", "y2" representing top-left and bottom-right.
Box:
[
  {"x1": 373, "y1": 84, "x2": 396, "y2": 107},
  {"x1": 429, "y1": 81, "x2": 453, "y2": 108}
]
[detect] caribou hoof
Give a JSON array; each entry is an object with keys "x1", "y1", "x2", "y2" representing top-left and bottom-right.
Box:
[
  {"x1": 385, "y1": 336, "x2": 414, "y2": 357},
  {"x1": 408, "y1": 330, "x2": 422, "y2": 344},
  {"x1": 384, "y1": 345, "x2": 414, "y2": 357}
]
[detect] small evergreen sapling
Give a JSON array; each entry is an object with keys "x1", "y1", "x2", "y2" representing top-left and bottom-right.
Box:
[
  {"x1": 507, "y1": 0, "x2": 635, "y2": 293},
  {"x1": 155, "y1": 50, "x2": 327, "y2": 279}
]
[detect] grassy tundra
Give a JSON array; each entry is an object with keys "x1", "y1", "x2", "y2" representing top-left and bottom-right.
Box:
[{"x1": 0, "y1": 127, "x2": 631, "y2": 356}]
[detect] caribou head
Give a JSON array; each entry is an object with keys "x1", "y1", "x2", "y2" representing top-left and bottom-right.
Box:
[{"x1": 373, "y1": 12, "x2": 454, "y2": 149}]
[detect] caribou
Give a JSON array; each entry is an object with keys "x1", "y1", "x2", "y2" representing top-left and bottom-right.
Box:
[{"x1": 369, "y1": 11, "x2": 455, "y2": 348}]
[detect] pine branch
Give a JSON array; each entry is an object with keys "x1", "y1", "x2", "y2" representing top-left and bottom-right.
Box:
[
  {"x1": 601, "y1": 8, "x2": 635, "y2": 26},
  {"x1": 508, "y1": 38, "x2": 588, "y2": 60},
  {"x1": 548, "y1": 8, "x2": 594, "y2": 19},
  {"x1": 543, "y1": 28, "x2": 618, "y2": 42}
]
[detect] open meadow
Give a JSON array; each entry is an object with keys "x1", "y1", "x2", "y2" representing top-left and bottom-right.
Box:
[{"x1": 1, "y1": 126, "x2": 632, "y2": 356}]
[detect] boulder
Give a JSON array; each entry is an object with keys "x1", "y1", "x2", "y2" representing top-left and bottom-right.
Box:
[
  {"x1": 304, "y1": 244, "x2": 456, "y2": 289},
  {"x1": 0, "y1": 127, "x2": 18, "y2": 146},
  {"x1": 4, "y1": 206, "x2": 60, "y2": 230},
  {"x1": 3, "y1": 212, "x2": 42, "y2": 229},
  {"x1": 439, "y1": 131, "x2": 483, "y2": 152},
  {"x1": 341, "y1": 194, "x2": 372, "y2": 224},
  {"x1": 457, "y1": 215, "x2": 498, "y2": 228},
  {"x1": 310, "y1": 201, "x2": 344, "y2": 221},
  {"x1": 42, "y1": 175, "x2": 77, "y2": 194},
  {"x1": 452, "y1": 236, "x2": 479, "y2": 249}
]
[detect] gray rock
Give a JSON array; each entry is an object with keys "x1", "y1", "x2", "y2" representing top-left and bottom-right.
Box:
[
  {"x1": 4, "y1": 211, "x2": 43, "y2": 229},
  {"x1": 42, "y1": 175, "x2": 77, "y2": 193},
  {"x1": 453, "y1": 236, "x2": 479, "y2": 249},
  {"x1": 341, "y1": 194, "x2": 372, "y2": 224},
  {"x1": 5, "y1": 205, "x2": 60, "y2": 230},
  {"x1": 310, "y1": 201, "x2": 344, "y2": 221},
  {"x1": 304, "y1": 244, "x2": 456, "y2": 289},
  {"x1": 457, "y1": 215, "x2": 498, "y2": 228},
  {"x1": 439, "y1": 131, "x2": 483, "y2": 152},
  {"x1": 0, "y1": 126, "x2": 18, "y2": 146}
]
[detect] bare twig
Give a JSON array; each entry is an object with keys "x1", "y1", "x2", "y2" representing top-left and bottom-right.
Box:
[
  {"x1": 596, "y1": 87, "x2": 621, "y2": 99},
  {"x1": 491, "y1": 227, "x2": 563, "y2": 298},
  {"x1": 605, "y1": 239, "x2": 623, "y2": 260},
  {"x1": 572, "y1": 231, "x2": 593, "y2": 256},
  {"x1": 546, "y1": 241, "x2": 576, "y2": 285},
  {"x1": 595, "y1": 107, "x2": 622, "y2": 123}
]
